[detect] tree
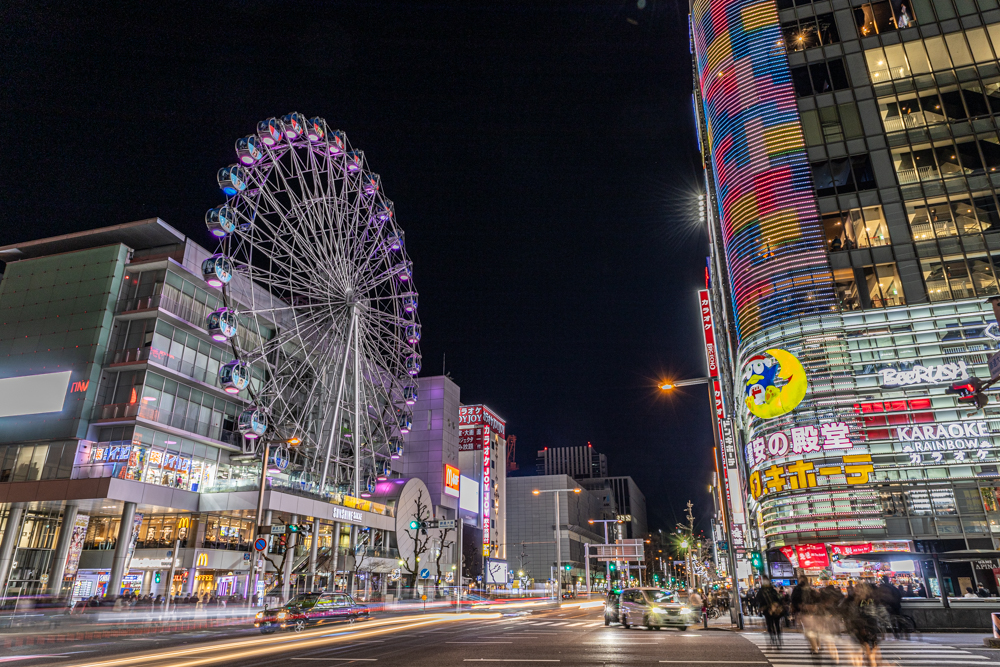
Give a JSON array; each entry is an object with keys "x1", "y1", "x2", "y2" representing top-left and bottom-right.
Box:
[
  {"x1": 401, "y1": 489, "x2": 433, "y2": 596},
  {"x1": 433, "y1": 525, "x2": 455, "y2": 590}
]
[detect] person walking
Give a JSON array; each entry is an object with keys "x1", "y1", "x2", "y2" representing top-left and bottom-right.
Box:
[
  {"x1": 845, "y1": 583, "x2": 884, "y2": 667},
  {"x1": 756, "y1": 577, "x2": 785, "y2": 648},
  {"x1": 791, "y1": 576, "x2": 821, "y2": 655}
]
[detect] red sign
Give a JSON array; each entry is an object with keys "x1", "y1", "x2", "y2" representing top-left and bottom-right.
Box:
[
  {"x1": 830, "y1": 541, "x2": 910, "y2": 556},
  {"x1": 482, "y1": 426, "x2": 491, "y2": 556},
  {"x1": 459, "y1": 426, "x2": 483, "y2": 451},
  {"x1": 713, "y1": 379, "x2": 725, "y2": 420},
  {"x1": 699, "y1": 290, "x2": 719, "y2": 378},
  {"x1": 459, "y1": 405, "x2": 506, "y2": 436},
  {"x1": 795, "y1": 543, "x2": 830, "y2": 569},
  {"x1": 779, "y1": 546, "x2": 799, "y2": 568}
]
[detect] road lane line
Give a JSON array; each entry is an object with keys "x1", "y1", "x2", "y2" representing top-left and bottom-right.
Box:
[
  {"x1": 464, "y1": 661, "x2": 560, "y2": 663},
  {"x1": 447, "y1": 642, "x2": 512, "y2": 644},
  {"x1": 291, "y1": 659, "x2": 378, "y2": 662}
]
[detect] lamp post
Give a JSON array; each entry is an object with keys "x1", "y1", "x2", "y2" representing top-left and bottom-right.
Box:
[
  {"x1": 588, "y1": 518, "x2": 623, "y2": 592},
  {"x1": 661, "y1": 378, "x2": 745, "y2": 629},
  {"x1": 533, "y1": 487, "x2": 582, "y2": 601}
]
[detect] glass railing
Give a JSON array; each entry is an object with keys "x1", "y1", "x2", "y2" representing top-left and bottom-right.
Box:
[
  {"x1": 92, "y1": 403, "x2": 241, "y2": 447},
  {"x1": 105, "y1": 347, "x2": 151, "y2": 365},
  {"x1": 147, "y1": 347, "x2": 220, "y2": 387},
  {"x1": 203, "y1": 474, "x2": 395, "y2": 517},
  {"x1": 116, "y1": 293, "x2": 213, "y2": 327}
]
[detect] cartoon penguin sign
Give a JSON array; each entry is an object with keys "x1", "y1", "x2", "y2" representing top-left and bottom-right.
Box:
[{"x1": 742, "y1": 348, "x2": 807, "y2": 419}]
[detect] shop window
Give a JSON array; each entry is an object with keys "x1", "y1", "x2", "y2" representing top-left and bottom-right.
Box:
[
  {"x1": 834, "y1": 267, "x2": 861, "y2": 310},
  {"x1": 791, "y1": 58, "x2": 850, "y2": 97},
  {"x1": 83, "y1": 516, "x2": 122, "y2": 550},
  {"x1": 865, "y1": 262, "x2": 906, "y2": 307},
  {"x1": 203, "y1": 515, "x2": 253, "y2": 552},
  {"x1": 137, "y1": 515, "x2": 191, "y2": 549},
  {"x1": 906, "y1": 488, "x2": 956, "y2": 515},
  {"x1": 822, "y1": 205, "x2": 891, "y2": 251},
  {"x1": 781, "y1": 13, "x2": 840, "y2": 53},
  {"x1": 878, "y1": 92, "x2": 946, "y2": 132},
  {"x1": 921, "y1": 257, "x2": 950, "y2": 300},
  {"x1": 855, "y1": 2, "x2": 899, "y2": 36}
]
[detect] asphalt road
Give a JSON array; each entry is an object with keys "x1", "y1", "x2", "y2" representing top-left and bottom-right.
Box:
[{"x1": 4, "y1": 602, "x2": 1000, "y2": 666}]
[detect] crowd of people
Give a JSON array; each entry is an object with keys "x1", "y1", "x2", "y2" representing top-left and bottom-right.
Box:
[{"x1": 741, "y1": 576, "x2": 918, "y2": 666}]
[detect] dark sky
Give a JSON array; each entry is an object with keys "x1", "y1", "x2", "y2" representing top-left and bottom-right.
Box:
[{"x1": 0, "y1": 0, "x2": 716, "y2": 532}]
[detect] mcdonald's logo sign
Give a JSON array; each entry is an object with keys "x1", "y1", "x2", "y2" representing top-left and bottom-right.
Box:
[
  {"x1": 177, "y1": 517, "x2": 190, "y2": 529},
  {"x1": 196, "y1": 552, "x2": 208, "y2": 567}
]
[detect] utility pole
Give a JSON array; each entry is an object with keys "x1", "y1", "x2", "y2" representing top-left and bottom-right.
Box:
[{"x1": 685, "y1": 501, "x2": 695, "y2": 593}]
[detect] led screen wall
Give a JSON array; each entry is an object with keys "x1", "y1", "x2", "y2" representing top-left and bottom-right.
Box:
[{"x1": 691, "y1": 0, "x2": 836, "y2": 342}]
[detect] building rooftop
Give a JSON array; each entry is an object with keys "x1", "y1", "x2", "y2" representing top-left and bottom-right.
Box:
[{"x1": 0, "y1": 218, "x2": 185, "y2": 262}]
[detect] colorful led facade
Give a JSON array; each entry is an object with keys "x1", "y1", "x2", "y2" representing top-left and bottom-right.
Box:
[{"x1": 690, "y1": 0, "x2": 836, "y2": 342}]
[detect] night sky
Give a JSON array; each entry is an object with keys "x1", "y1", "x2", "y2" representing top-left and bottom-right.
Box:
[{"x1": 0, "y1": 0, "x2": 716, "y2": 532}]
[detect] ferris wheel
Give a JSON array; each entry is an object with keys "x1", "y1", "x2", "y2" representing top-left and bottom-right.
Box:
[{"x1": 201, "y1": 112, "x2": 421, "y2": 497}]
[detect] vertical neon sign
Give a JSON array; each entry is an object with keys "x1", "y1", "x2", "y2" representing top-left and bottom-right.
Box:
[{"x1": 482, "y1": 426, "x2": 491, "y2": 557}]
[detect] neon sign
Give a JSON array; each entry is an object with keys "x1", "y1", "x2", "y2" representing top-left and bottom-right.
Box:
[{"x1": 878, "y1": 362, "x2": 969, "y2": 387}]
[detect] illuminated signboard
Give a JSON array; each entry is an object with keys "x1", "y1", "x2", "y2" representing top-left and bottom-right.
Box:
[
  {"x1": 743, "y1": 349, "x2": 807, "y2": 419},
  {"x1": 879, "y1": 362, "x2": 968, "y2": 387},
  {"x1": 720, "y1": 419, "x2": 747, "y2": 549},
  {"x1": 745, "y1": 421, "x2": 855, "y2": 467},
  {"x1": 459, "y1": 425, "x2": 484, "y2": 451},
  {"x1": 698, "y1": 290, "x2": 718, "y2": 378},
  {"x1": 459, "y1": 405, "x2": 506, "y2": 437},
  {"x1": 0, "y1": 371, "x2": 72, "y2": 418},
  {"x1": 459, "y1": 475, "x2": 479, "y2": 514},
  {"x1": 444, "y1": 464, "x2": 460, "y2": 498},
  {"x1": 690, "y1": 0, "x2": 836, "y2": 342},
  {"x1": 482, "y1": 425, "x2": 491, "y2": 557},
  {"x1": 749, "y1": 453, "x2": 874, "y2": 500},
  {"x1": 713, "y1": 380, "x2": 725, "y2": 420}
]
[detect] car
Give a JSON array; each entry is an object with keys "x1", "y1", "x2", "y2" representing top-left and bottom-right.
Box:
[
  {"x1": 604, "y1": 589, "x2": 622, "y2": 626},
  {"x1": 254, "y1": 592, "x2": 370, "y2": 633},
  {"x1": 561, "y1": 591, "x2": 577, "y2": 600},
  {"x1": 617, "y1": 588, "x2": 697, "y2": 631}
]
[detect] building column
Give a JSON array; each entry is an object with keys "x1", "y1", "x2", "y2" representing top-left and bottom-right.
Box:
[
  {"x1": 47, "y1": 502, "x2": 79, "y2": 598},
  {"x1": 281, "y1": 514, "x2": 298, "y2": 602},
  {"x1": 0, "y1": 503, "x2": 25, "y2": 594},
  {"x1": 107, "y1": 502, "x2": 137, "y2": 599},
  {"x1": 328, "y1": 521, "x2": 342, "y2": 591},
  {"x1": 308, "y1": 518, "x2": 319, "y2": 592}
]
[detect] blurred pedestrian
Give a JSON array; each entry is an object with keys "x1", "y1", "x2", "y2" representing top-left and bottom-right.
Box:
[
  {"x1": 791, "y1": 576, "x2": 820, "y2": 655},
  {"x1": 845, "y1": 583, "x2": 884, "y2": 667},
  {"x1": 977, "y1": 584, "x2": 990, "y2": 598},
  {"x1": 877, "y1": 575, "x2": 902, "y2": 638},
  {"x1": 756, "y1": 577, "x2": 785, "y2": 648}
]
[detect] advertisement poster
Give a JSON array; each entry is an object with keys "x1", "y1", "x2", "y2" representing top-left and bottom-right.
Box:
[
  {"x1": 63, "y1": 514, "x2": 91, "y2": 578},
  {"x1": 123, "y1": 513, "x2": 144, "y2": 575}
]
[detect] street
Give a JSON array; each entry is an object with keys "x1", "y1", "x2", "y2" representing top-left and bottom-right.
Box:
[{"x1": 4, "y1": 603, "x2": 1000, "y2": 667}]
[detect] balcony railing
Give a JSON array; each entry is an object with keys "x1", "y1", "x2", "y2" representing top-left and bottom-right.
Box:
[
  {"x1": 116, "y1": 293, "x2": 213, "y2": 327},
  {"x1": 203, "y1": 475, "x2": 395, "y2": 517},
  {"x1": 105, "y1": 347, "x2": 151, "y2": 366},
  {"x1": 93, "y1": 402, "x2": 239, "y2": 445}
]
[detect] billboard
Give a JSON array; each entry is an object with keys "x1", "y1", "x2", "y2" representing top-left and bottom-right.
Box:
[
  {"x1": 485, "y1": 558, "x2": 508, "y2": 585},
  {"x1": 691, "y1": 0, "x2": 835, "y2": 341},
  {"x1": 0, "y1": 371, "x2": 73, "y2": 418},
  {"x1": 444, "y1": 464, "x2": 460, "y2": 498},
  {"x1": 459, "y1": 405, "x2": 506, "y2": 436},
  {"x1": 459, "y1": 475, "x2": 479, "y2": 514}
]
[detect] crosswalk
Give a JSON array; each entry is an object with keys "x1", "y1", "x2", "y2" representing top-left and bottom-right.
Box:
[
  {"x1": 745, "y1": 631, "x2": 993, "y2": 666},
  {"x1": 507, "y1": 620, "x2": 604, "y2": 628}
]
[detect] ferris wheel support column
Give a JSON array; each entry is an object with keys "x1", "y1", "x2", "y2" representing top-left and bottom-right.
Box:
[
  {"x1": 320, "y1": 312, "x2": 356, "y2": 489},
  {"x1": 353, "y1": 306, "x2": 361, "y2": 499}
]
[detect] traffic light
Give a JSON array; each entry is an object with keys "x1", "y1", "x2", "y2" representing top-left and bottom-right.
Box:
[
  {"x1": 609, "y1": 563, "x2": 616, "y2": 571},
  {"x1": 948, "y1": 377, "x2": 990, "y2": 410},
  {"x1": 409, "y1": 520, "x2": 420, "y2": 530},
  {"x1": 287, "y1": 524, "x2": 300, "y2": 534},
  {"x1": 563, "y1": 564, "x2": 571, "y2": 571},
  {"x1": 750, "y1": 550, "x2": 763, "y2": 571},
  {"x1": 154, "y1": 572, "x2": 161, "y2": 584}
]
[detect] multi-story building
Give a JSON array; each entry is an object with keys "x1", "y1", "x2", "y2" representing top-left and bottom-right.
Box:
[
  {"x1": 692, "y1": 0, "x2": 1000, "y2": 594},
  {"x1": 0, "y1": 219, "x2": 405, "y2": 603},
  {"x1": 536, "y1": 443, "x2": 608, "y2": 478},
  {"x1": 505, "y1": 475, "x2": 606, "y2": 588},
  {"x1": 577, "y1": 476, "x2": 648, "y2": 540},
  {"x1": 458, "y1": 404, "x2": 508, "y2": 578}
]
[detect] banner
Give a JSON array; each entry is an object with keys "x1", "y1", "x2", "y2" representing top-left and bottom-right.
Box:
[
  {"x1": 63, "y1": 514, "x2": 91, "y2": 578},
  {"x1": 123, "y1": 513, "x2": 144, "y2": 575},
  {"x1": 699, "y1": 290, "x2": 719, "y2": 378}
]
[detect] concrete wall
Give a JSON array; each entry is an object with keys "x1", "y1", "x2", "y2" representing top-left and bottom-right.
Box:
[{"x1": 398, "y1": 376, "x2": 460, "y2": 511}]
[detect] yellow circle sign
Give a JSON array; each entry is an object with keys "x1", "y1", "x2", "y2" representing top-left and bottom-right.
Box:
[{"x1": 742, "y1": 348, "x2": 807, "y2": 419}]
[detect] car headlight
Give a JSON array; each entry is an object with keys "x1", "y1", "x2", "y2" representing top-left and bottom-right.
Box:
[
  {"x1": 679, "y1": 607, "x2": 691, "y2": 614},
  {"x1": 255, "y1": 612, "x2": 263, "y2": 620},
  {"x1": 650, "y1": 607, "x2": 664, "y2": 614},
  {"x1": 276, "y1": 611, "x2": 287, "y2": 619}
]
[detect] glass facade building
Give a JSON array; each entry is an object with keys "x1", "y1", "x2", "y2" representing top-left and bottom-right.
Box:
[
  {"x1": 692, "y1": 0, "x2": 1000, "y2": 593},
  {"x1": 0, "y1": 219, "x2": 399, "y2": 603}
]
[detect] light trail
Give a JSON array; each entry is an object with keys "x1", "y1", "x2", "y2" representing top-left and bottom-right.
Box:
[{"x1": 61, "y1": 612, "x2": 500, "y2": 667}]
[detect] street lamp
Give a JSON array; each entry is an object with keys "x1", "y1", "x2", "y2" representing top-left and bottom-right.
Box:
[
  {"x1": 533, "y1": 487, "x2": 582, "y2": 600},
  {"x1": 659, "y1": 377, "x2": 710, "y2": 390},
  {"x1": 589, "y1": 518, "x2": 623, "y2": 590}
]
